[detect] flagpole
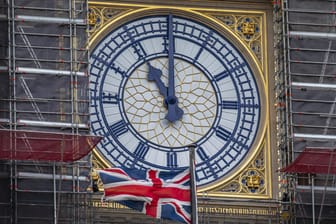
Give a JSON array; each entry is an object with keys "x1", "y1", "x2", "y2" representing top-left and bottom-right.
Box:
[{"x1": 189, "y1": 144, "x2": 198, "y2": 224}]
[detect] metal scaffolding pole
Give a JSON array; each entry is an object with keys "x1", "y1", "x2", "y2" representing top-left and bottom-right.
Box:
[
  {"x1": 17, "y1": 119, "x2": 88, "y2": 129},
  {"x1": 53, "y1": 162, "x2": 57, "y2": 224},
  {"x1": 294, "y1": 133, "x2": 336, "y2": 140},
  {"x1": 15, "y1": 67, "x2": 87, "y2": 77},
  {"x1": 2, "y1": 0, "x2": 92, "y2": 223},
  {"x1": 15, "y1": 15, "x2": 85, "y2": 25},
  {"x1": 291, "y1": 82, "x2": 336, "y2": 90},
  {"x1": 289, "y1": 31, "x2": 336, "y2": 39},
  {"x1": 312, "y1": 175, "x2": 315, "y2": 224}
]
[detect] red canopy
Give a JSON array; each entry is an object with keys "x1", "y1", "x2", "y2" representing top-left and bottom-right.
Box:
[
  {"x1": 0, "y1": 129, "x2": 102, "y2": 162},
  {"x1": 281, "y1": 148, "x2": 336, "y2": 174}
]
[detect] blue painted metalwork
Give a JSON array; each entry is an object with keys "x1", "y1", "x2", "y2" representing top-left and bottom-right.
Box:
[{"x1": 166, "y1": 14, "x2": 184, "y2": 122}]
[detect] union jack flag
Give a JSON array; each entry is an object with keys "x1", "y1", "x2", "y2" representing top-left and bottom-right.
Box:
[{"x1": 98, "y1": 168, "x2": 191, "y2": 224}]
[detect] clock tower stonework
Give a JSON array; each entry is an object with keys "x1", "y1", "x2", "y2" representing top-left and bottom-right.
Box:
[{"x1": 89, "y1": 0, "x2": 278, "y2": 223}]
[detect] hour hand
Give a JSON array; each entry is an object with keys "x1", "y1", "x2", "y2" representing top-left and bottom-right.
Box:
[
  {"x1": 147, "y1": 63, "x2": 183, "y2": 122},
  {"x1": 147, "y1": 63, "x2": 167, "y2": 98},
  {"x1": 166, "y1": 95, "x2": 184, "y2": 122}
]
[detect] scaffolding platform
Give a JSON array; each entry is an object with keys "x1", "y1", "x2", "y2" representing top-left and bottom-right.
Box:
[
  {"x1": 282, "y1": 148, "x2": 336, "y2": 175},
  {"x1": 0, "y1": 129, "x2": 101, "y2": 162}
]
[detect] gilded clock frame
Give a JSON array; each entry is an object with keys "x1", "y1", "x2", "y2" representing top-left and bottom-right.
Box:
[{"x1": 88, "y1": 1, "x2": 272, "y2": 200}]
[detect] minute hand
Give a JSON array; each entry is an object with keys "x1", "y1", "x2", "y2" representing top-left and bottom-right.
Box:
[{"x1": 166, "y1": 14, "x2": 183, "y2": 122}]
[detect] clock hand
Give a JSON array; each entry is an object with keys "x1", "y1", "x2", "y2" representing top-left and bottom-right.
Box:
[
  {"x1": 147, "y1": 61, "x2": 183, "y2": 122},
  {"x1": 147, "y1": 63, "x2": 167, "y2": 98},
  {"x1": 166, "y1": 14, "x2": 183, "y2": 122}
]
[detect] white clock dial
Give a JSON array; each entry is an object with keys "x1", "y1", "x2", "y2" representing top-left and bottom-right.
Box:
[{"x1": 123, "y1": 57, "x2": 217, "y2": 148}]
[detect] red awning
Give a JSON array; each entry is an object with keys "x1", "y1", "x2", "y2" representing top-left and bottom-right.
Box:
[
  {"x1": 281, "y1": 148, "x2": 336, "y2": 174},
  {"x1": 0, "y1": 129, "x2": 102, "y2": 162}
]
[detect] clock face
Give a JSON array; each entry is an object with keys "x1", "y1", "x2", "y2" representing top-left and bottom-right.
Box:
[{"x1": 90, "y1": 13, "x2": 263, "y2": 187}]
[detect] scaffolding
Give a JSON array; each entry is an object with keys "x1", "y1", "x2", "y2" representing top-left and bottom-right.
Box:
[
  {"x1": 273, "y1": 0, "x2": 292, "y2": 222},
  {"x1": 281, "y1": 0, "x2": 336, "y2": 223},
  {"x1": 0, "y1": 0, "x2": 100, "y2": 223}
]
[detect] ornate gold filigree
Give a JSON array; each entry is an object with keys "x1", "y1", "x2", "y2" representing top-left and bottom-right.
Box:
[
  {"x1": 213, "y1": 14, "x2": 262, "y2": 64},
  {"x1": 212, "y1": 145, "x2": 266, "y2": 195},
  {"x1": 219, "y1": 180, "x2": 242, "y2": 193},
  {"x1": 246, "y1": 174, "x2": 261, "y2": 188},
  {"x1": 88, "y1": 5, "x2": 264, "y2": 67},
  {"x1": 88, "y1": 6, "x2": 128, "y2": 35},
  {"x1": 241, "y1": 169, "x2": 265, "y2": 194},
  {"x1": 239, "y1": 16, "x2": 261, "y2": 38},
  {"x1": 88, "y1": 8, "x2": 98, "y2": 26},
  {"x1": 88, "y1": 7, "x2": 101, "y2": 33},
  {"x1": 241, "y1": 21, "x2": 256, "y2": 36}
]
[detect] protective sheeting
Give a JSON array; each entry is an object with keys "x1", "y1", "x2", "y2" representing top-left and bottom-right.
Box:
[
  {"x1": 0, "y1": 0, "x2": 89, "y2": 133},
  {"x1": 287, "y1": 0, "x2": 336, "y2": 153},
  {"x1": 282, "y1": 148, "x2": 336, "y2": 174},
  {"x1": 0, "y1": 129, "x2": 101, "y2": 162}
]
